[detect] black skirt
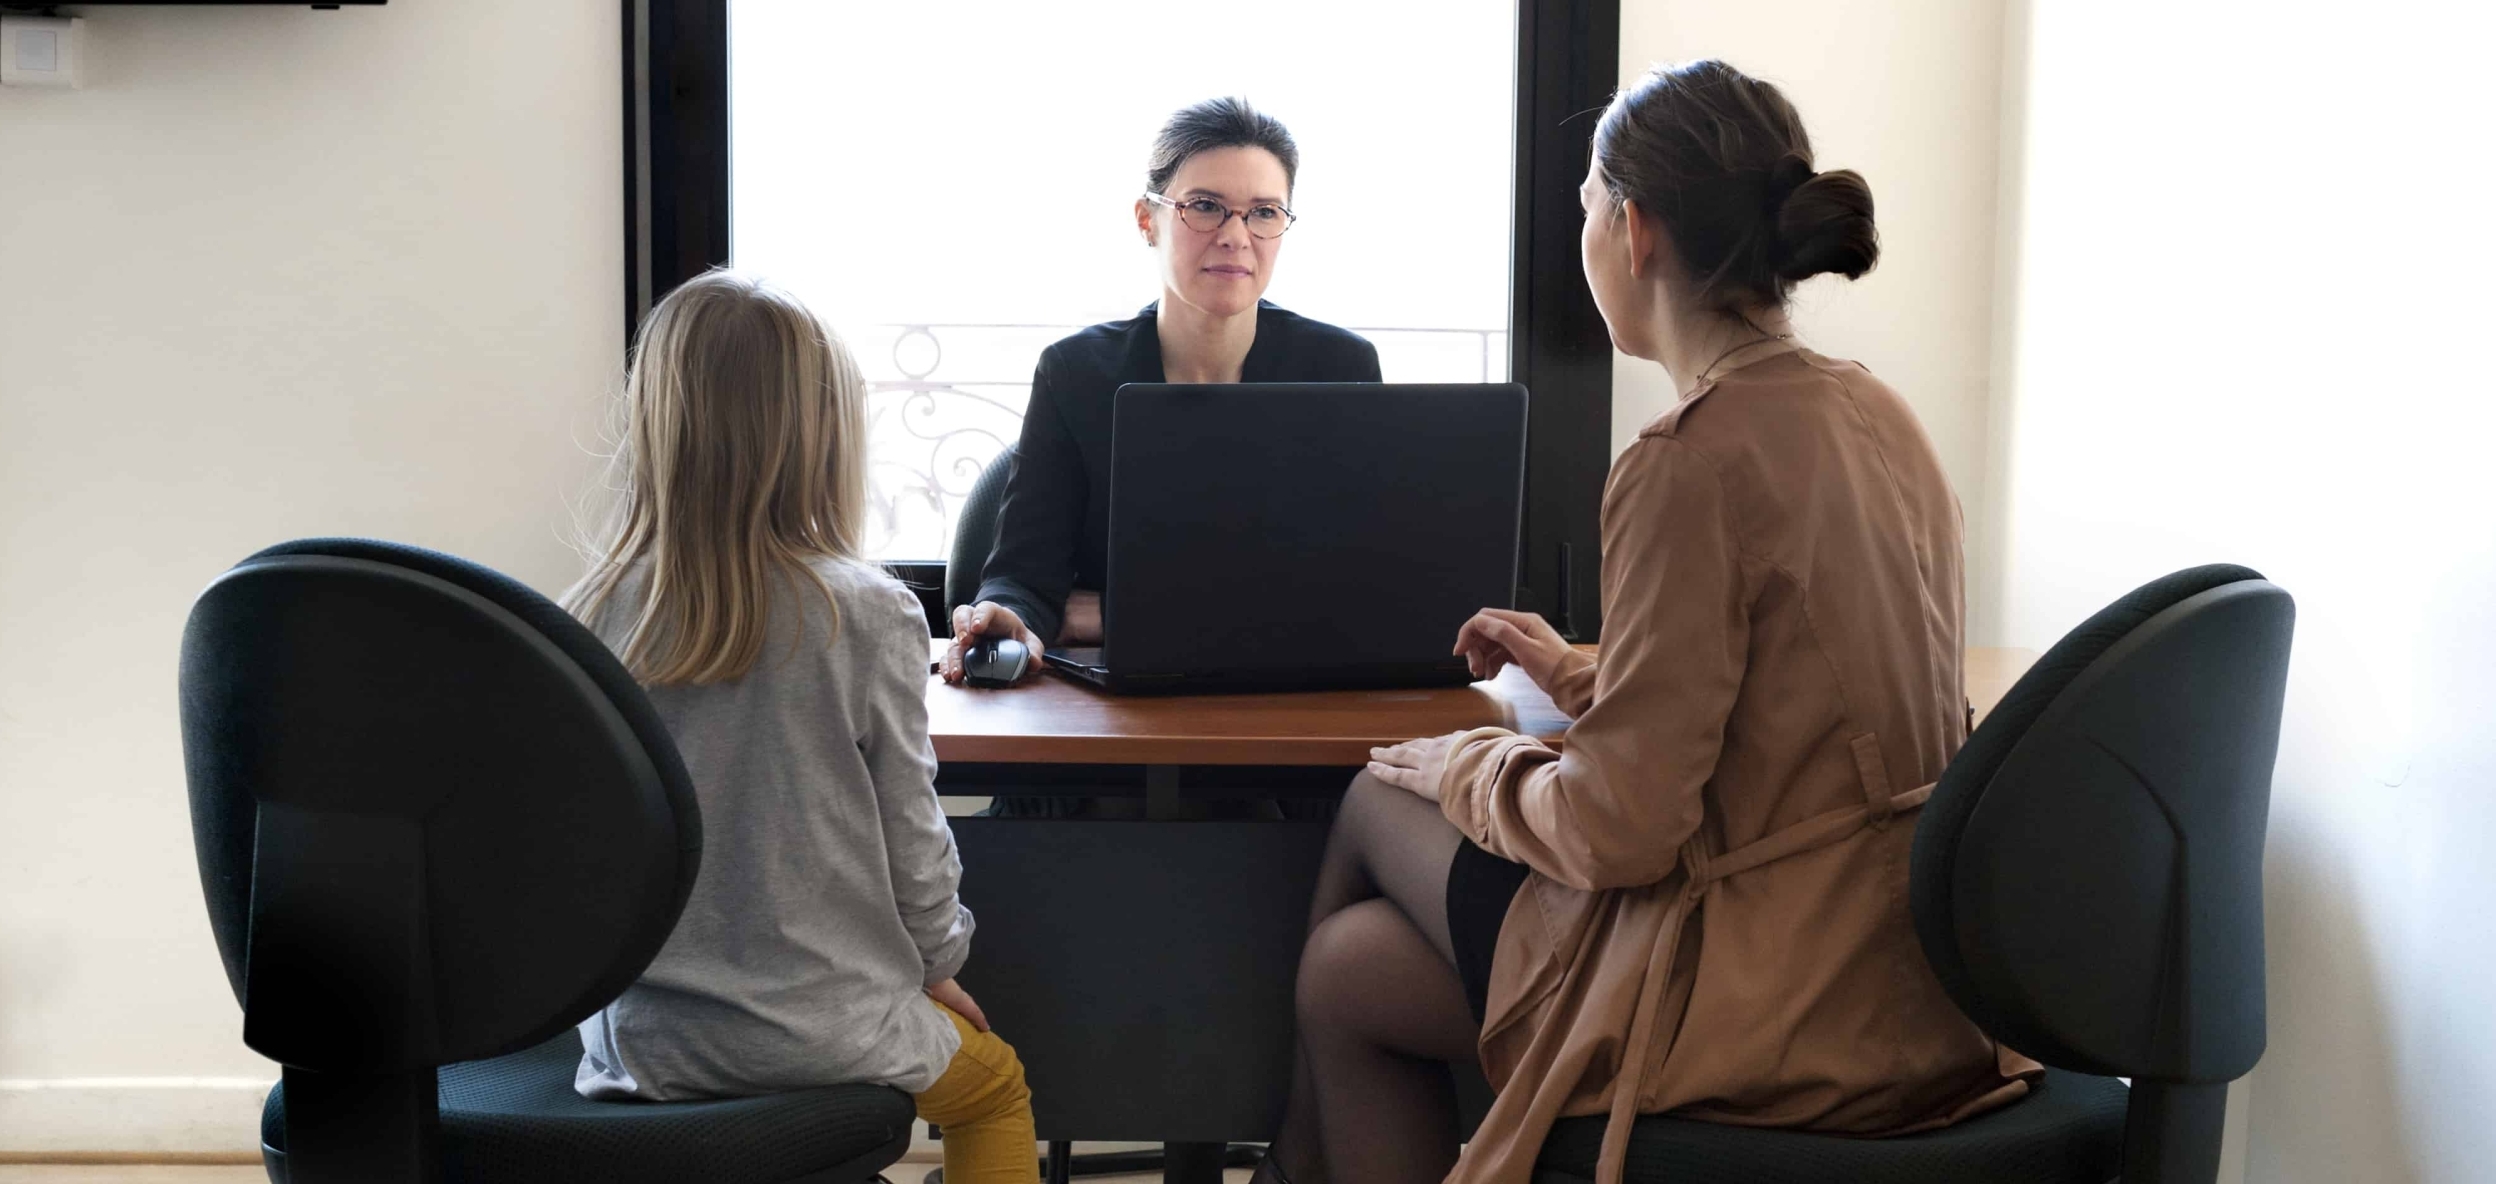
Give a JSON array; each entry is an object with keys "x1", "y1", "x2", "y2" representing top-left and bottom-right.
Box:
[{"x1": 1445, "y1": 839, "x2": 1533, "y2": 1024}]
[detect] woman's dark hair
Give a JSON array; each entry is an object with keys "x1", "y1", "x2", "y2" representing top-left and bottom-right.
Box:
[
  {"x1": 1146, "y1": 97, "x2": 1299, "y2": 196},
  {"x1": 1593, "y1": 60, "x2": 1878, "y2": 313}
]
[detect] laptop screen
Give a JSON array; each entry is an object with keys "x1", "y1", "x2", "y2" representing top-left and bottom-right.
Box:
[{"x1": 1104, "y1": 383, "x2": 1526, "y2": 678}]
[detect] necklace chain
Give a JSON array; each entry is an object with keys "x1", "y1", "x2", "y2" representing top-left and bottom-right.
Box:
[{"x1": 1694, "y1": 331, "x2": 1796, "y2": 386}]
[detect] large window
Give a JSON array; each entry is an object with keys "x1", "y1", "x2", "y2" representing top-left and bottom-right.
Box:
[
  {"x1": 730, "y1": 1, "x2": 1516, "y2": 562},
  {"x1": 628, "y1": 0, "x2": 1617, "y2": 632}
]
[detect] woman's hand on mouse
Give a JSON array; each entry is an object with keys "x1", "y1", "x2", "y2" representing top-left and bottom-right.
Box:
[
  {"x1": 941, "y1": 601, "x2": 1046, "y2": 685},
  {"x1": 1453, "y1": 608, "x2": 1574, "y2": 692}
]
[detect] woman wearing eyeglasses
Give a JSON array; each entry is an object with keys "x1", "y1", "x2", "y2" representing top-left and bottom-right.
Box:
[{"x1": 940, "y1": 96, "x2": 1381, "y2": 686}]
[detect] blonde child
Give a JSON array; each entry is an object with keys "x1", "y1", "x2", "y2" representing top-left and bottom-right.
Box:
[{"x1": 563, "y1": 270, "x2": 1036, "y2": 1184}]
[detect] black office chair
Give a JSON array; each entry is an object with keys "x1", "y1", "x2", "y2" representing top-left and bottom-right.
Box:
[
  {"x1": 944, "y1": 449, "x2": 1017, "y2": 619},
  {"x1": 179, "y1": 538, "x2": 917, "y2": 1184},
  {"x1": 1533, "y1": 563, "x2": 2293, "y2": 1184}
]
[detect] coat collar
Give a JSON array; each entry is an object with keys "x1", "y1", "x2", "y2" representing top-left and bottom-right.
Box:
[{"x1": 1642, "y1": 345, "x2": 1811, "y2": 440}]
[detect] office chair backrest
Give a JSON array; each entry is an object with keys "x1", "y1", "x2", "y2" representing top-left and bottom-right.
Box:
[
  {"x1": 945, "y1": 448, "x2": 1017, "y2": 616},
  {"x1": 1913, "y1": 563, "x2": 2292, "y2": 1085},
  {"x1": 181, "y1": 538, "x2": 702, "y2": 1074}
]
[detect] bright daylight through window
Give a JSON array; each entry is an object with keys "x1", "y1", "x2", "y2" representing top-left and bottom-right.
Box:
[{"x1": 731, "y1": 1, "x2": 1518, "y2": 561}]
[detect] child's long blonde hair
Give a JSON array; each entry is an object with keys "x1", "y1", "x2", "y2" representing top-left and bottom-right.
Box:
[{"x1": 565, "y1": 270, "x2": 870, "y2": 686}]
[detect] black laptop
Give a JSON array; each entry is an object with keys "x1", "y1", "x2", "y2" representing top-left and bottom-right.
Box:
[{"x1": 1042, "y1": 382, "x2": 1528, "y2": 694}]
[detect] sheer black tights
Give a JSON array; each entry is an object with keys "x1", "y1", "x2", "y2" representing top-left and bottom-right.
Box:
[{"x1": 1255, "y1": 772, "x2": 1483, "y2": 1184}]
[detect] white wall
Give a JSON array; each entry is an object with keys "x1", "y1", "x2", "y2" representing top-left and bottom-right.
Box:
[
  {"x1": 1996, "y1": 3, "x2": 2496, "y2": 1182},
  {"x1": 1613, "y1": 0, "x2": 2015, "y2": 641},
  {"x1": 0, "y1": 0, "x2": 622, "y2": 1152}
]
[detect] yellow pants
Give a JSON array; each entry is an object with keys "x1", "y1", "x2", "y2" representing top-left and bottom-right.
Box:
[{"x1": 917, "y1": 1002, "x2": 1038, "y2": 1184}]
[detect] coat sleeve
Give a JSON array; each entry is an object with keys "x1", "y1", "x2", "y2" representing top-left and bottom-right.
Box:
[
  {"x1": 1543, "y1": 650, "x2": 1600, "y2": 719},
  {"x1": 1438, "y1": 435, "x2": 1749, "y2": 891}
]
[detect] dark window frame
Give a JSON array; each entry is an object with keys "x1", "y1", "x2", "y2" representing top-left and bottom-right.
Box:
[{"x1": 622, "y1": 0, "x2": 1618, "y2": 640}]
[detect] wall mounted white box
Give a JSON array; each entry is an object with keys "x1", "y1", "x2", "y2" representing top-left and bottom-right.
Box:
[{"x1": 1, "y1": 15, "x2": 84, "y2": 88}]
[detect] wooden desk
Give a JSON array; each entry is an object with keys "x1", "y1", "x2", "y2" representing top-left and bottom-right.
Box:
[
  {"x1": 930, "y1": 645, "x2": 2038, "y2": 1181},
  {"x1": 928, "y1": 644, "x2": 2038, "y2": 765},
  {"x1": 926, "y1": 639, "x2": 1579, "y2": 766}
]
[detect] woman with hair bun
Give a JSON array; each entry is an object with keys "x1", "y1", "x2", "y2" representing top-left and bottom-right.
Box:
[{"x1": 1261, "y1": 59, "x2": 2038, "y2": 1184}]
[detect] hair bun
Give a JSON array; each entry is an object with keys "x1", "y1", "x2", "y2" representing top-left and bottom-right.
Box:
[
  {"x1": 1766, "y1": 153, "x2": 1816, "y2": 207},
  {"x1": 1594, "y1": 60, "x2": 1873, "y2": 311},
  {"x1": 1773, "y1": 168, "x2": 1879, "y2": 282}
]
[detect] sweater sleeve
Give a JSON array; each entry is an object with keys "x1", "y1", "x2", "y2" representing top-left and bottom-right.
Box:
[
  {"x1": 855, "y1": 580, "x2": 976, "y2": 985},
  {"x1": 974, "y1": 349, "x2": 1085, "y2": 645},
  {"x1": 1438, "y1": 435, "x2": 1750, "y2": 891}
]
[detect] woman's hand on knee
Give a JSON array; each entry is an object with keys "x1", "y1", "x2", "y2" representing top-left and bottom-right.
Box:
[{"x1": 1367, "y1": 732, "x2": 1463, "y2": 803}]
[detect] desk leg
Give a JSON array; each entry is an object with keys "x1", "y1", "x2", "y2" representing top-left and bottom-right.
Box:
[
  {"x1": 1151, "y1": 768, "x2": 1225, "y2": 1184},
  {"x1": 1145, "y1": 764, "x2": 1182, "y2": 819},
  {"x1": 955, "y1": 779, "x2": 1330, "y2": 1180},
  {"x1": 1162, "y1": 1142, "x2": 1225, "y2": 1184}
]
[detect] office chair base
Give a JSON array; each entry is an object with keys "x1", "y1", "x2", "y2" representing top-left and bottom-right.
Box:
[{"x1": 922, "y1": 1141, "x2": 1265, "y2": 1184}]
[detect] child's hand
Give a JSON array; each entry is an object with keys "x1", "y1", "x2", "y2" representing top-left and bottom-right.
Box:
[{"x1": 927, "y1": 977, "x2": 991, "y2": 1032}]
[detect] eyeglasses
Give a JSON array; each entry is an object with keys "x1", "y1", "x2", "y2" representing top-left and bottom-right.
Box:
[{"x1": 1143, "y1": 192, "x2": 1297, "y2": 240}]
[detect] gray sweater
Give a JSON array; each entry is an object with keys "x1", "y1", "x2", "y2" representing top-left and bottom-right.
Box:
[{"x1": 574, "y1": 558, "x2": 971, "y2": 1098}]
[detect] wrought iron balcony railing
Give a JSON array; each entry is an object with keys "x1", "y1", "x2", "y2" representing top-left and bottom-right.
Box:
[{"x1": 857, "y1": 322, "x2": 1508, "y2": 563}]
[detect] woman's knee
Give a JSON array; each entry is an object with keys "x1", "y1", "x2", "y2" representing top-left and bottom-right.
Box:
[
  {"x1": 1296, "y1": 899, "x2": 1413, "y2": 1032},
  {"x1": 1341, "y1": 767, "x2": 1400, "y2": 816},
  {"x1": 1334, "y1": 768, "x2": 1438, "y2": 847}
]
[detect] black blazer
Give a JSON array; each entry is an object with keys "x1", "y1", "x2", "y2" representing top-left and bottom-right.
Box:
[{"x1": 973, "y1": 300, "x2": 1382, "y2": 644}]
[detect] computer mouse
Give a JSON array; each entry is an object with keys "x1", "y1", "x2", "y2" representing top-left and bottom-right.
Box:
[{"x1": 962, "y1": 635, "x2": 1030, "y2": 688}]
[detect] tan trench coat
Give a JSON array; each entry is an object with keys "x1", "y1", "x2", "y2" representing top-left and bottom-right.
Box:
[{"x1": 1439, "y1": 349, "x2": 2039, "y2": 1184}]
